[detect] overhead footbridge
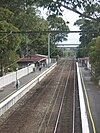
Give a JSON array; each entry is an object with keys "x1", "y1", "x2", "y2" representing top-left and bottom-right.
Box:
[{"x1": 56, "y1": 43, "x2": 79, "y2": 48}]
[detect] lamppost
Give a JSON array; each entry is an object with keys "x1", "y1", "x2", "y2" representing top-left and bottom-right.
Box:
[
  {"x1": 16, "y1": 67, "x2": 18, "y2": 89},
  {"x1": 27, "y1": 63, "x2": 30, "y2": 74}
]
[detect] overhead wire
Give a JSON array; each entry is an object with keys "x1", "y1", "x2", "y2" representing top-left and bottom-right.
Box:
[
  {"x1": 0, "y1": 31, "x2": 12, "y2": 41},
  {"x1": 2, "y1": 37, "x2": 36, "y2": 71}
]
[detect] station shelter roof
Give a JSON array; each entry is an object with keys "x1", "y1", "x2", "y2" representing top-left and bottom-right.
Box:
[{"x1": 18, "y1": 57, "x2": 46, "y2": 62}]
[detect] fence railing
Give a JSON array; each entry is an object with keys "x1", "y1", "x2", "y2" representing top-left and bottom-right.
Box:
[{"x1": 0, "y1": 63, "x2": 57, "y2": 116}]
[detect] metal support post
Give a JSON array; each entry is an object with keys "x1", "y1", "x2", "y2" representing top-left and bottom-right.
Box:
[
  {"x1": 48, "y1": 33, "x2": 50, "y2": 67},
  {"x1": 15, "y1": 68, "x2": 18, "y2": 89}
]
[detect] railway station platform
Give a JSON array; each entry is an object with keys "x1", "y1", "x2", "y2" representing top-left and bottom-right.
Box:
[
  {"x1": 0, "y1": 64, "x2": 54, "y2": 103},
  {"x1": 78, "y1": 63, "x2": 100, "y2": 133},
  {"x1": 0, "y1": 60, "x2": 100, "y2": 133}
]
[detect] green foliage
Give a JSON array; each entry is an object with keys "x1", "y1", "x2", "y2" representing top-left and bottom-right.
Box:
[
  {"x1": 0, "y1": 0, "x2": 34, "y2": 13},
  {"x1": 89, "y1": 36, "x2": 100, "y2": 79},
  {"x1": 47, "y1": 15, "x2": 69, "y2": 43},
  {"x1": 76, "y1": 48, "x2": 84, "y2": 58},
  {"x1": 0, "y1": 7, "x2": 14, "y2": 22},
  {"x1": 0, "y1": 2, "x2": 66, "y2": 76},
  {"x1": 75, "y1": 16, "x2": 100, "y2": 58},
  {"x1": 34, "y1": 0, "x2": 99, "y2": 21},
  {"x1": 0, "y1": 8, "x2": 23, "y2": 75},
  {"x1": 1, "y1": 0, "x2": 99, "y2": 77},
  {"x1": 35, "y1": 0, "x2": 100, "y2": 63},
  {"x1": 50, "y1": 47, "x2": 62, "y2": 58},
  {"x1": 75, "y1": 19, "x2": 100, "y2": 46}
]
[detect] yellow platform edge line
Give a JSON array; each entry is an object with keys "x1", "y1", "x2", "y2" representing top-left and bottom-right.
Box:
[{"x1": 80, "y1": 69, "x2": 96, "y2": 133}]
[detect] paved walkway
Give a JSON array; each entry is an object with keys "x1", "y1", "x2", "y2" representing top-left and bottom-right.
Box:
[
  {"x1": 0, "y1": 66, "x2": 50, "y2": 103},
  {"x1": 80, "y1": 65, "x2": 100, "y2": 133}
]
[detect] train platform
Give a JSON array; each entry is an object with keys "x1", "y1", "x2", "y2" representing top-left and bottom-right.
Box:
[
  {"x1": 79, "y1": 64, "x2": 100, "y2": 133},
  {"x1": 0, "y1": 65, "x2": 52, "y2": 103}
]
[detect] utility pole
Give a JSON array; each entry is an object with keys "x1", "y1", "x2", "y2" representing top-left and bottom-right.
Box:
[
  {"x1": 0, "y1": 48, "x2": 4, "y2": 77},
  {"x1": 48, "y1": 33, "x2": 50, "y2": 67}
]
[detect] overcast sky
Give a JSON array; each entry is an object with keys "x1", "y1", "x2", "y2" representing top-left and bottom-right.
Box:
[
  {"x1": 39, "y1": 8, "x2": 80, "y2": 46},
  {"x1": 62, "y1": 10, "x2": 80, "y2": 45}
]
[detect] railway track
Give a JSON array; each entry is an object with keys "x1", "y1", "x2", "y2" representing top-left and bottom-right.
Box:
[{"x1": 0, "y1": 58, "x2": 82, "y2": 133}]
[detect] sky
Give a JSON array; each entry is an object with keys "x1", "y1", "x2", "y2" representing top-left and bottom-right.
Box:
[
  {"x1": 39, "y1": 8, "x2": 80, "y2": 47},
  {"x1": 62, "y1": 10, "x2": 80, "y2": 46}
]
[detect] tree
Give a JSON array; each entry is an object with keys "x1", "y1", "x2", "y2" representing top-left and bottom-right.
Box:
[
  {"x1": 76, "y1": 48, "x2": 85, "y2": 58},
  {"x1": 75, "y1": 19, "x2": 99, "y2": 41},
  {"x1": 89, "y1": 36, "x2": 100, "y2": 81},
  {"x1": 47, "y1": 15, "x2": 69, "y2": 43},
  {"x1": 34, "y1": 0, "x2": 99, "y2": 21},
  {"x1": 1, "y1": 0, "x2": 99, "y2": 21},
  {"x1": 11, "y1": 6, "x2": 49, "y2": 57},
  {"x1": 0, "y1": 8, "x2": 22, "y2": 75},
  {"x1": 75, "y1": 17, "x2": 100, "y2": 58},
  {"x1": 0, "y1": 7, "x2": 14, "y2": 22},
  {"x1": 35, "y1": 0, "x2": 100, "y2": 59},
  {"x1": 0, "y1": 21, "x2": 22, "y2": 75},
  {"x1": 0, "y1": 0, "x2": 34, "y2": 13}
]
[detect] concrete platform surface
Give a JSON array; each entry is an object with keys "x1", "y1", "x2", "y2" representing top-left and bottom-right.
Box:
[
  {"x1": 0, "y1": 66, "x2": 50, "y2": 103},
  {"x1": 80, "y1": 66, "x2": 100, "y2": 133}
]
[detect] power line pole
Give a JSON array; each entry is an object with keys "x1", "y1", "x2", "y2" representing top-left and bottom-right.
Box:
[{"x1": 48, "y1": 33, "x2": 50, "y2": 67}]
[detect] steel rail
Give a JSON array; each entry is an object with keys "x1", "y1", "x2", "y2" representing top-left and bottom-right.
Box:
[
  {"x1": 43, "y1": 61, "x2": 71, "y2": 133},
  {"x1": 0, "y1": 63, "x2": 61, "y2": 126},
  {"x1": 37, "y1": 60, "x2": 67, "y2": 133},
  {"x1": 53, "y1": 61, "x2": 72, "y2": 133}
]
